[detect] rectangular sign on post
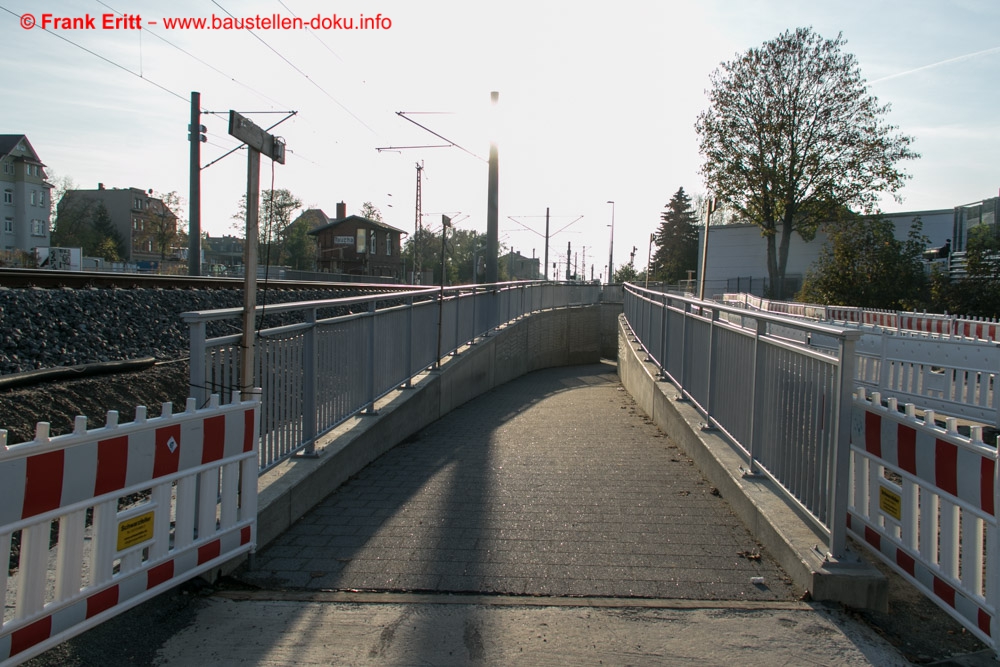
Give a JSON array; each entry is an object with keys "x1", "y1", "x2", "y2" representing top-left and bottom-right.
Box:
[{"x1": 228, "y1": 111, "x2": 285, "y2": 164}]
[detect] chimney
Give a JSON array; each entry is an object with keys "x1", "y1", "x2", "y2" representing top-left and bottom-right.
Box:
[
  {"x1": 336, "y1": 201, "x2": 347, "y2": 219},
  {"x1": 98, "y1": 182, "x2": 105, "y2": 190}
]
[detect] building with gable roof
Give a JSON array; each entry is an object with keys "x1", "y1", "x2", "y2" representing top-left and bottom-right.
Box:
[
  {"x1": 305, "y1": 202, "x2": 406, "y2": 279},
  {"x1": 0, "y1": 135, "x2": 53, "y2": 253}
]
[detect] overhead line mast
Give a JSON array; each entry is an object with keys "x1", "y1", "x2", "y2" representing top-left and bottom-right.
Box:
[{"x1": 414, "y1": 160, "x2": 424, "y2": 283}]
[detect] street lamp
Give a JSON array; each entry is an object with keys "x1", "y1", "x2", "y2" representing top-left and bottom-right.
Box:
[{"x1": 606, "y1": 200, "x2": 615, "y2": 284}]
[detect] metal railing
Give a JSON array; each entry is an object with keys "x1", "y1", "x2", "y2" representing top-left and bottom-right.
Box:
[
  {"x1": 623, "y1": 283, "x2": 861, "y2": 557},
  {"x1": 182, "y1": 281, "x2": 602, "y2": 472}
]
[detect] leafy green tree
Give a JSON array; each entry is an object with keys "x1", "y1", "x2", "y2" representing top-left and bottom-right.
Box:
[
  {"x1": 282, "y1": 217, "x2": 317, "y2": 271},
  {"x1": 695, "y1": 27, "x2": 918, "y2": 299},
  {"x1": 233, "y1": 189, "x2": 303, "y2": 266},
  {"x1": 359, "y1": 202, "x2": 383, "y2": 222},
  {"x1": 613, "y1": 263, "x2": 639, "y2": 284},
  {"x1": 797, "y1": 216, "x2": 928, "y2": 309},
  {"x1": 931, "y1": 225, "x2": 1000, "y2": 317},
  {"x1": 150, "y1": 191, "x2": 183, "y2": 262},
  {"x1": 652, "y1": 188, "x2": 699, "y2": 283}
]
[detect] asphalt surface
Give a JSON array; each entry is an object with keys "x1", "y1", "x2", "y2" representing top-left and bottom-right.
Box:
[{"x1": 26, "y1": 362, "x2": 924, "y2": 665}]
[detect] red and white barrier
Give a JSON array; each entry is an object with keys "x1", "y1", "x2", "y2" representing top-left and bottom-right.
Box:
[
  {"x1": 849, "y1": 389, "x2": 997, "y2": 649},
  {"x1": 1, "y1": 392, "x2": 259, "y2": 666}
]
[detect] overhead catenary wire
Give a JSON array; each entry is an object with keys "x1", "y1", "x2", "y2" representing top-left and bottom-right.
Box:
[
  {"x1": 93, "y1": 0, "x2": 292, "y2": 110},
  {"x1": 212, "y1": 0, "x2": 378, "y2": 135},
  {"x1": 0, "y1": 4, "x2": 188, "y2": 103}
]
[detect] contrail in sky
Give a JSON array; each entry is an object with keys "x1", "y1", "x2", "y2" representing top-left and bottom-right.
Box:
[{"x1": 870, "y1": 45, "x2": 1000, "y2": 84}]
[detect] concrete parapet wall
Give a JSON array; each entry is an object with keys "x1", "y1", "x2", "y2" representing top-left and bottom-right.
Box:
[
  {"x1": 616, "y1": 314, "x2": 888, "y2": 611},
  {"x1": 233, "y1": 305, "x2": 604, "y2": 571}
]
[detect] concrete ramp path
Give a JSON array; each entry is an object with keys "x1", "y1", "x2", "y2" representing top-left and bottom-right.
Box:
[
  {"x1": 158, "y1": 362, "x2": 902, "y2": 665},
  {"x1": 26, "y1": 363, "x2": 909, "y2": 665}
]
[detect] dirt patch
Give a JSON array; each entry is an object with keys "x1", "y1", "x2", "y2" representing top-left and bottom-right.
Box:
[
  {"x1": 0, "y1": 361, "x2": 190, "y2": 444},
  {"x1": 848, "y1": 544, "x2": 991, "y2": 664}
]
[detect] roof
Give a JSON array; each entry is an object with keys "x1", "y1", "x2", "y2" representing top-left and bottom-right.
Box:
[
  {"x1": 307, "y1": 214, "x2": 407, "y2": 236},
  {"x1": 0, "y1": 134, "x2": 45, "y2": 165}
]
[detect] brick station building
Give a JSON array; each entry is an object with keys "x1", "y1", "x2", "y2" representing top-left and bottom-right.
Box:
[{"x1": 306, "y1": 202, "x2": 406, "y2": 279}]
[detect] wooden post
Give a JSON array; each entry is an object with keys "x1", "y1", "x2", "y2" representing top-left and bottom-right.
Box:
[{"x1": 241, "y1": 148, "x2": 260, "y2": 400}]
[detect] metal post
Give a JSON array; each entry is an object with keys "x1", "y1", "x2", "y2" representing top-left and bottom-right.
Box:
[
  {"x1": 698, "y1": 199, "x2": 717, "y2": 300},
  {"x1": 828, "y1": 331, "x2": 861, "y2": 558},
  {"x1": 188, "y1": 319, "x2": 207, "y2": 407},
  {"x1": 607, "y1": 200, "x2": 615, "y2": 282},
  {"x1": 436, "y1": 215, "x2": 450, "y2": 365},
  {"x1": 544, "y1": 207, "x2": 550, "y2": 281},
  {"x1": 485, "y1": 92, "x2": 500, "y2": 284},
  {"x1": 188, "y1": 92, "x2": 202, "y2": 276},
  {"x1": 364, "y1": 299, "x2": 377, "y2": 414},
  {"x1": 300, "y1": 307, "x2": 318, "y2": 457},
  {"x1": 403, "y1": 296, "x2": 414, "y2": 386}
]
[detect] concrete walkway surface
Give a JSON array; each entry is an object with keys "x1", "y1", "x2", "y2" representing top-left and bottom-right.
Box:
[
  {"x1": 25, "y1": 362, "x2": 942, "y2": 665},
  {"x1": 155, "y1": 592, "x2": 907, "y2": 666}
]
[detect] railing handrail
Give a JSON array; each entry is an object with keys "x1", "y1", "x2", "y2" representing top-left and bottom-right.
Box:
[
  {"x1": 179, "y1": 280, "x2": 548, "y2": 324},
  {"x1": 627, "y1": 283, "x2": 863, "y2": 342}
]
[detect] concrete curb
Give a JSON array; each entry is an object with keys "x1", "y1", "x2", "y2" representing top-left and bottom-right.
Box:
[{"x1": 615, "y1": 314, "x2": 888, "y2": 611}]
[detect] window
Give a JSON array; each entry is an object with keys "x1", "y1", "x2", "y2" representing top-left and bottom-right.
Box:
[
  {"x1": 30, "y1": 191, "x2": 36, "y2": 206},
  {"x1": 356, "y1": 229, "x2": 366, "y2": 254},
  {"x1": 386, "y1": 233, "x2": 392, "y2": 256},
  {"x1": 31, "y1": 219, "x2": 46, "y2": 236},
  {"x1": 3, "y1": 190, "x2": 12, "y2": 205},
  {"x1": 369, "y1": 229, "x2": 377, "y2": 254},
  {"x1": 1, "y1": 162, "x2": 9, "y2": 174},
  {"x1": 4, "y1": 218, "x2": 12, "y2": 233}
]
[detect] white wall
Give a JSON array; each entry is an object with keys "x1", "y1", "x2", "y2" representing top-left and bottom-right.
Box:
[{"x1": 700, "y1": 209, "x2": 954, "y2": 297}]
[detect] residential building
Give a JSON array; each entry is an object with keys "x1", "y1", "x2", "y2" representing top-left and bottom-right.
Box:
[
  {"x1": 203, "y1": 234, "x2": 244, "y2": 274},
  {"x1": 58, "y1": 184, "x2": 178, "y2": 265},
  {"x1": 503, "y1": 249, "x2": 541, "y2": 280},
  {"x1": 0, "y1": 135, "x2": 53, "y2": 253},
  {"x1": 306, "y1": 202, "x2": 406, "y2": 279}
]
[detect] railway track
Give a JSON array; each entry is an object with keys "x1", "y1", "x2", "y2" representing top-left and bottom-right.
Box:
[{"x1": 0, "y1": 267, "x2": 419, "y2": 292}]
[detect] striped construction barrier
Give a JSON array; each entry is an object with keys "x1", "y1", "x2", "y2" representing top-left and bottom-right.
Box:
[
  {"x1": 956, "y1": 318, "x2": 1000, "y2": 342},
  {"x1": 849, "y1": 389, "x2": 997, "y2": 649},
  {"x1": 1, "y1": 392, "x2": 260, "y2": 666}
]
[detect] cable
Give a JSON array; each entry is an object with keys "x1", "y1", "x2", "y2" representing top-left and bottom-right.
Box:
[
  {"x1": 212, "y1": 0, "x2": 378, "y2": 134},
  {"x1": 94, "y1": 0, "x2": 292, "y2": 110},
  {"x1": 396, "y1": 112, "x2": 486, "y2": 162},
  {"x1": 0, "y1": 4, "x2": 188, "y2": 103}
]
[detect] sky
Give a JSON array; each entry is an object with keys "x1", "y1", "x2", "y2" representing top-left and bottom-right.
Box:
[{"x1": 2, "y1": 0, "x2": 998, "y2": 281}]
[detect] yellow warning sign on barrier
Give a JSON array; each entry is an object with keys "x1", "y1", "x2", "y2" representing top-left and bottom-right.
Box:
[
  {"x1": 879, "y1": 487, "x2": 902, "y2": 521},
  {"x1": 117, "y1": 511, "x2": 154, "y2": 551}
]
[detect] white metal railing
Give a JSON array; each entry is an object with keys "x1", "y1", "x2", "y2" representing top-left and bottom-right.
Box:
[
  {"x1": 182, "y1": 281, "x2": 602, "y2": 472},
  {"x1": 623, "y1": 283, "x2": 861, "y2": 557},
  {"x1": 723, "y1": 292, "x2": 1000, "y2": 426},
  {"x1": 849, "y1": 388, "x2": 999, "y2": 651},
  {"x1": 1, "y1": 392, "x2": 259, "y2": 666}
]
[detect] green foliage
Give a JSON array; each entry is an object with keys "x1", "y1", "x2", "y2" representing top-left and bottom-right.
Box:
[
  {"x1": 403, "y1": 228, "x2": 505, "y2": 285},
  {"x1": 150, "y1": 191, "x2": 182, "y2": 260},
  {"x1": 652, "y1": 188, "x2": 699, "y2": 284},
  {"x1": 359, "y1": 202, "x2": 383, "y2": 223},
  {"x1": 282, "y1": 218, "x2": 316, "y2": 271},
  {"x1": 696, "y1": 27, "x2": 918, "y2": 299},
  {"x1": 94, "y1": 236, "x2": 122, "y2": 262},
  {"x1": 613, "y1": 263, "x2": 639, "y2": 284},
  {"x1": 233, "y1": 189, "x2": 303, "y2": 266},
  {"x1": 797, "y1": 216, "x2": 928, "y2": 309},
  {"x1": 52, "y1": 197, "x2": 125, "y2": 260},
  {"x1": 930, "y1": 225, "x2": 1000, "y2": 317}
]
